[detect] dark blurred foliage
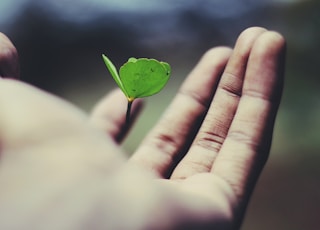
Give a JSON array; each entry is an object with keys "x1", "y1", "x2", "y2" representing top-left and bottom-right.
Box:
[{"x1": 1, "y1": 0, "x2": 320, "y2": 229}]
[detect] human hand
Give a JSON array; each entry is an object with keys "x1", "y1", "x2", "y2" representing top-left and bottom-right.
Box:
[
  {"x1": 131, "y1": 27, "x2": 285, "y2": 229},
  {"x1": 0, "y1": 27, "x2": 286, "y2": 230},
  {"x1": 92, "y1": 27, "x2": 286, "y2": 229}
]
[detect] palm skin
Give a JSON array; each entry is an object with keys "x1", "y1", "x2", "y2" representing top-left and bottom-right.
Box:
[{"x1": 0, "y1": 27, "x2": 285, "y2": 230}]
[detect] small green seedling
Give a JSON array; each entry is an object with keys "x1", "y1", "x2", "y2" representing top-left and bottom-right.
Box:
[{"x1": 102, "y1": 54, "x2": 171, "y2": 124}]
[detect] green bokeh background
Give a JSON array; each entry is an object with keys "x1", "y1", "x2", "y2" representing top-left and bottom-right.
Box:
[{"x1": 1, "y1": 0, "x2": 319, "y2": 229}]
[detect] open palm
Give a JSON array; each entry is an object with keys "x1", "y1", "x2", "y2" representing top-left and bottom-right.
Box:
[{"x1": 0, "y1": 27, "x2": 285, "y2": 230}]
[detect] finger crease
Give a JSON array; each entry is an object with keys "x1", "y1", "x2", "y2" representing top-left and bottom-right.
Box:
[
  {"x1": 218, "y1": 72, "x2": 243, "y2": 98},
  {"x1": 195, "y1": 131, "x2": 225, "y2": 152}
]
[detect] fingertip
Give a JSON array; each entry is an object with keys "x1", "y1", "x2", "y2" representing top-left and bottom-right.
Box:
[
  {"x1": 252, "y1": 31, "x2": 286, "y2": 58},
  {"x1": 233, "y1": 27, "x2": 267, "y2": 54},
  {"x1": 191, "y1": 47, "x2": 232, "y2": 76},
  {"x1": 201, "y1": 46, "x2": 233, "y2": 61},
  {"x1": 237, "y1": 27, "x2": 268, "y2": 41},
  {"x1": 90, "y1": 88, "x2": 144, "y2": 143},
  {"x1": 0, "y1": 32, "x2": 20, "y2": 79},
  {"x1": 269, "y1": 31, "x2": 286, "y2": 49}
]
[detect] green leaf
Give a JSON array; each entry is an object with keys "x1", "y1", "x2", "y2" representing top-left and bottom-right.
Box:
[
  {"x1": 119, "y1": 58, "x2": 171, "y2": 99},
  {"x1": 128, "y1": 57, "x2": 138, "y2": 63},
  {"x1": 102, "y1": 54, "x2": 129, "y2": 98},
  {"x1": 161, "y1": 62, "x2": 171, "y2": 75},
  {"x1": 102, "y1": 55, "x2": 171, "y2": 125}
]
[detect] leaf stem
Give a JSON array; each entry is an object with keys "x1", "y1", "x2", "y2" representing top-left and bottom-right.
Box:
[{"x1": 126, "y1": 100, "x2": 133, "y2": 126}]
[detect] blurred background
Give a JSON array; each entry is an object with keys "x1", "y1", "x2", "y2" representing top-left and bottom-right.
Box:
[{"x1": 1, "y1": 0, "x2": 319, "y2": 229}]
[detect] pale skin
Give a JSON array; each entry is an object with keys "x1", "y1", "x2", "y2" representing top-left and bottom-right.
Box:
[{"x1": 0, "y1": 27, "x2": 285, "y2": 230}]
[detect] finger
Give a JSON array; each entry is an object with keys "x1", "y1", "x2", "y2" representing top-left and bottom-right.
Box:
[
  {"x1": 0, "y1": 33, "x2": 19, "y2": 79},
  {"x1": 212, "y1": 32, "x2": 286, "y2": 206},
  {"x1": 171, "y1": 27, "x2": 267, "y2": 179},
  {"x1": 89, "y1": 89, "x2": 144, "y2": 143},
  {"x1": 130, "y1": 47, "x2": 232, "y2": 178}
]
